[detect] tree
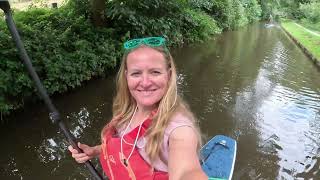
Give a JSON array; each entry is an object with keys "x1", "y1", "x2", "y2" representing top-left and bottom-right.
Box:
[
  {"x1": 67, "y1": 0, "x2": 107, "y2": 27},
  {"x1": 91, "y1": 0, "x2": 106, "y2": 27}
]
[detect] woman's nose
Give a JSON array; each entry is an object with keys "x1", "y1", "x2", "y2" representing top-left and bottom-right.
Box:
[{"x1": 141, "y1": 74, "x2": 152, "y2": 87}]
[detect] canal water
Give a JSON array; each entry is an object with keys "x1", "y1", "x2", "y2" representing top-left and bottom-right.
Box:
[{"x1": 1, "y1": 23, "x2": 319, "y2": 179}]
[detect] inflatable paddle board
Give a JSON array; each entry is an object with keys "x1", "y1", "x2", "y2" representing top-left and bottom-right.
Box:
[{"x1": 200, "y1": 135, "x2": 237, "y2": 180}]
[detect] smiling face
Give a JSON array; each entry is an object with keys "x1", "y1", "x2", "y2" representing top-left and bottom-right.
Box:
[{"x1": 126, "y1": 47, "x2": 170, "y2": 110}]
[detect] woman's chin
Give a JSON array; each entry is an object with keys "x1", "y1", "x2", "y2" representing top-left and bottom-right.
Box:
[{"x1": 136, "y1": 100, "x2": 160, "y2": 109}]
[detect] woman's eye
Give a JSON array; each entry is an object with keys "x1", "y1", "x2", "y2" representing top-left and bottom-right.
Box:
[
  {"x1": 131, "y1": 72, "x2": 141, "y2": 76},
  {"x1": 151, "y1": 71, "x2": 161, "y2": 75}
]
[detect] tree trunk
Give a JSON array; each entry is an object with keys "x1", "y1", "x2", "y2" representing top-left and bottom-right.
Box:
[{"x1": 91, "y1": 0, "x2": 106, "y2": 27}]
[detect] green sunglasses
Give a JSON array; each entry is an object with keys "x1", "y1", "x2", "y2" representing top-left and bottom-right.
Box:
[{"x1": 123, "y1": 37, "x2": 166, "y2": 50}]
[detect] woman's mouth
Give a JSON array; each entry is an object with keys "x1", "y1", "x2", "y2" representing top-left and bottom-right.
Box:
[{"x1": 137, "y1": 89, "x2": 157, "y2": 95}]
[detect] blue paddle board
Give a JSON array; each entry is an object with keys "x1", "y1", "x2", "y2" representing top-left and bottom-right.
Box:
[{"x1": 200, "y1": 135, "x2": 237, "y2": 180}]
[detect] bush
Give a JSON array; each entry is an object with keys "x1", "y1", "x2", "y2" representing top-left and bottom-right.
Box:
[
  {"x1": 0, "y1": 8, "x2": 119, "y2": 116},
  {"x1": 104, "y1": 0, "x2": 188, "y2": 45},
  {"x1": 189, "y1": 0, "x2": 233, "y2": 29},
  {"x1": 188, "y1": 0, "x2": 261, "y2": 30},
  {"x1": 230, "y1": 0, "x2": 248, "y2": 29},
  {"x1": 104, "y1": 0, "x2": 220, "y2": 45},
  {"x1": 299, "y1": 2, "x2": 320, "y2": 23},
  {"x1": 182, "y1": 8, "x2": 221, "y2": 42},
  {"x1": 243, "y1": 0, "x2": 262, "y2": 23},
  {"x1": 2, "y1": 0, "x2": 256, "y2": 116}
]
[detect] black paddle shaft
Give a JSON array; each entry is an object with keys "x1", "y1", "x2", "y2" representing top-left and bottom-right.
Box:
[{"x1": 0, "y1": 1, "x2": 103, "y2": 179}]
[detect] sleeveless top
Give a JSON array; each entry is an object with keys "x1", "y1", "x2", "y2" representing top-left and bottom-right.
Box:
[{"x1": 118, "y1": 112, "x2": 194, "y2": 172}]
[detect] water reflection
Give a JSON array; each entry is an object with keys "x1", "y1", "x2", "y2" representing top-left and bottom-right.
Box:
[
  {"x1": 38, "y1": 138, "x2": 65, "y2": 163},
  {"x1": 251, "y1": 26, "x2": 320, "y2": 179},
  {"x1": 68, "y1": 107, "x2": 91, "y2": 138},
  {"x1": 3, "y1": 157, "x2": 23, "y2": 179},
  {"x1": 174, "y1": 23, "x2": 320, "y2": 179}
]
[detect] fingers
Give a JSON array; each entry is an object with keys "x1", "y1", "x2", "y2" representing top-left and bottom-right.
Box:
[
  {"x1": 68, "y1": 143, "x2": 90, "y2": 163},
  {"x1": 72, "y1": 152, "x2": 91, "y2": 163},
  {"x1": 68, "y1": 142, "x2": 85, "y2": 153},
  {"x1": 68, "y1": 145, "x2": 79, "y2": 154},
  {"x1": 75, "y1": 156, "x2": 91, "y2": 163}
]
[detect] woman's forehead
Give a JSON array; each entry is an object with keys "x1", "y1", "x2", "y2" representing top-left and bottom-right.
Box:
[
  {"x1": 127, "y1": 46, "x2": 164, "y2": 59},
  {"x1": 126, "y1": 47, "x2": 167, "y2": 68}
]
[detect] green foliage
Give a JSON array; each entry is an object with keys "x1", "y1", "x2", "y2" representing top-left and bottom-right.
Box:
[
  {"x1": 0, "y1": 0, "x2": 262, "y2": 115},
  {"x1": 300, "y1": 18, "x2": 320, "y2": 31},
  {"x1": 258, "y1": 0, "x2": 318, "y2": 20},
  {"x1": 258, "y1": 0, "x2": 273, "y2": 19},
  {"x1": 299, "y1": 2, "x2": 320, "y2": 23},
  {"x1": 104, "y1": 0, "x2": 189, "y2": 45},
  {"x1": 281, "y1": 3, "x2": 304, "y2": 19},
  {"x1": 0, "y1": 7, "x2": 119, "y2": 115},
  {"x1": 182, "y1": 8, "x2": 221, "y2": 42},
  {"x1": 189, "y1": 0, "x2": 232, "y2": 29},
  {"x1": 64, "y1": 0, "x2": 91, "y2": 17},
  {"x1": 230, "y1": 0, "x2": 248, "y2": 29},
  {"x1": 243, "y1": 0, "x2": 262, "y2": 23},
  {"x1": 189, "y1": 0, "x2": 261, "y2": 30},
  {"x1": 104, "y1": 0, "x2": 222, "y2": 45}
]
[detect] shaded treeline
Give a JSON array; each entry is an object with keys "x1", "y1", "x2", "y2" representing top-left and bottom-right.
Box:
[{"x1": 259, "y1": 0, "x2": 320, "y2": 29}]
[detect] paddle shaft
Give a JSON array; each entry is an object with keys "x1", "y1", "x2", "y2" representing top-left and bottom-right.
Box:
[{"x1": 0, "y1": 1, "x2": 103, "y2": 179}]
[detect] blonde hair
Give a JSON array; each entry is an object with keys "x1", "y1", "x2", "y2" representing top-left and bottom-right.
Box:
[{"x1": 101, "y1": 45, "x2": 202, "y2": 162}]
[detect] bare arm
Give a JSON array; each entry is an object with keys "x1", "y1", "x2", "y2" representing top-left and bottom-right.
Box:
[{"x1": 168, "y1": 126, "x2": 208, "y2": 180}]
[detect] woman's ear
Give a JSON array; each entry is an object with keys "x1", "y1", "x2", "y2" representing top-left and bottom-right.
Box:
[{"x1": 168, "y1": 68, "x2": 172, "y2": 79}]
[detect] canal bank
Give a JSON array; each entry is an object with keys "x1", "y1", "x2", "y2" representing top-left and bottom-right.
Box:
[{"x1": 281, "y1": 20, "x2": 320, "y2": 69}]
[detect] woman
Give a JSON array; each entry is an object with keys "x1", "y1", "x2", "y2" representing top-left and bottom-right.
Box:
[{"x1": 69, "y1": 37, "x2": 207, "y2": 180}]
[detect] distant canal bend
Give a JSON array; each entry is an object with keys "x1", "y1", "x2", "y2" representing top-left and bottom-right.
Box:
[{"x1": 1, "y1": 22, "x2": 319, "y2": 180}]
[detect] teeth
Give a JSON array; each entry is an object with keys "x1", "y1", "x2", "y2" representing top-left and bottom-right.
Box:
[
  {"x1": 138, "y1": 90, "x2": 155, "y2": 92},
  {"x1": 137, "y1": 89, "x2": 156, "y2": 95}
]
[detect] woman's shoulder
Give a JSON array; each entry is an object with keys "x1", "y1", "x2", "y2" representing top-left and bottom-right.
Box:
[
  {"x1": 170, "y1": 111, "x2": 194, "y2": 124},
  {"x1": 165, "y1": 111, "x2": 194, "y2": 135}
]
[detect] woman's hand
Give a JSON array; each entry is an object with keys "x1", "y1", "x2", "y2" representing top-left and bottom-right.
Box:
[{"x1": 68, "y1": 142, "x2": 101, "y2": 163}]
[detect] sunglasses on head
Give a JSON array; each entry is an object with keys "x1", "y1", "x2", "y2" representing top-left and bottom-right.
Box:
[{"x1": 123, "y1": 37, "x2": 166, "y2": 50}]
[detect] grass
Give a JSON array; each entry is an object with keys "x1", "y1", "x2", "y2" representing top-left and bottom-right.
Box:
[
  {"x1": 282, "y1": 19, "x2": 320, "y2": 61},
  {"x1": 299, "y1": 19, "x2": 320, "y2": 33}
]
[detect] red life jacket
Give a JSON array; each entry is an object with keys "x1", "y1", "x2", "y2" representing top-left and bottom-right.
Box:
[{"x1": 100, "y1": 118, "x2": 168, "y2": 180}]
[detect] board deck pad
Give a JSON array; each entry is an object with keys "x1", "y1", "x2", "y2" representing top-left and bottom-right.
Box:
[{"x1": 200, "y1": 135, "x2": 237, "y2": 180}]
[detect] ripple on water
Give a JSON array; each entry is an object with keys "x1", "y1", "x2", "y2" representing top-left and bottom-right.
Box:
[
  {"x1": 258, "y1": 83, "x2": 320, "y2": 178},
  {"x1": 1, "y1": 157, "x2": 23, "y2": 179}
]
